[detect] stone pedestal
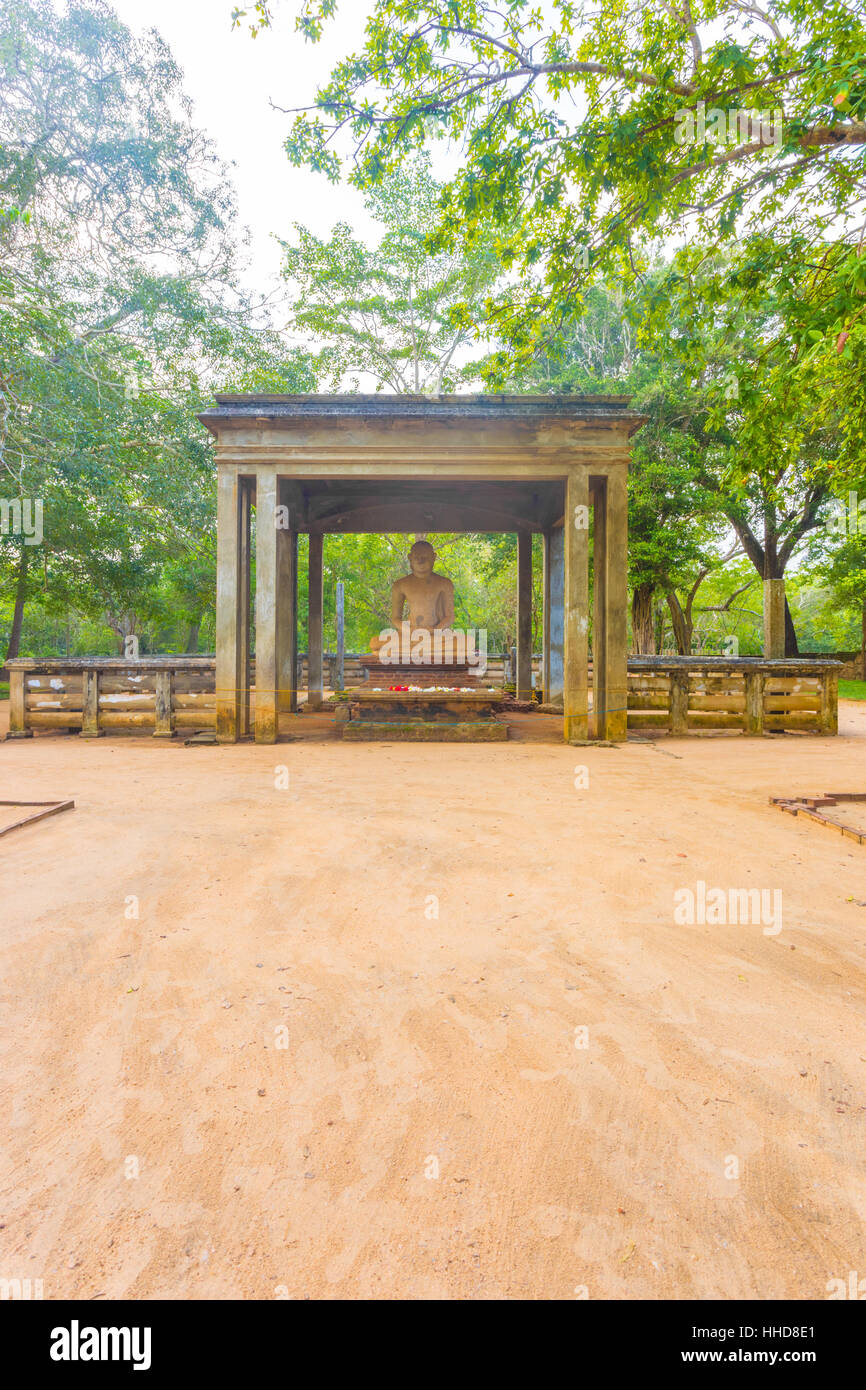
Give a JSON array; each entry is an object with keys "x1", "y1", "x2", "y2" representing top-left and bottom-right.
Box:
[{"x1": 339, "y1": 666, "x2": 507, "y2": 741}]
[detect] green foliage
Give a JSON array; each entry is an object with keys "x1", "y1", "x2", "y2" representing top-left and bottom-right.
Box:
[
  {"x1": 811, "y1": 517, "x2": 866, "y2": 609},
  {"x1": 0, "y1": 0, "x2": 315, "y2": 660},
  {"x1": 281, "y1": 156, "x2": 503, "y2": 390},
  {"x1": 3, "y1": 0, "x2": 861, "y2": 674},
  {"x1": 275, "y1": 0, "x2": 866, "y2": 472},
  {"x1": 785, "y1": 575, "x2": 861, "y2": 651}
]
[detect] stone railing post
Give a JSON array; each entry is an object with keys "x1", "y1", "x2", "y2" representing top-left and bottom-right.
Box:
[
  {"x1": 7, "y1": 668, "x2": 32, "y2": 738},
  {"x1": 81, "y1": 668, "x2": 104, "y2": 737},
  {"x1": 744, "y1": 670, "x2": 764, "y2": 735},
  {"x1": 819, "y1": 670, "x2": 838, "y2": 735},
  {"x1": 153, "y1": 668, "x2": 175, "y2": 738},
  {"x1": 669, "y1": 670, "x2": 689, "y2": 735}
]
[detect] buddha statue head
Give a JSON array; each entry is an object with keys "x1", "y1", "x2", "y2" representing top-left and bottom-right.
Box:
[{"x1": 407, "y1": 539, "x2": 436, "y2": 578}]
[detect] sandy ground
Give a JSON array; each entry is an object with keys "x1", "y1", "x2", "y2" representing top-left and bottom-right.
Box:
[{"x1": 1, "y1": 699, "x2": 865, "y2": 1301}]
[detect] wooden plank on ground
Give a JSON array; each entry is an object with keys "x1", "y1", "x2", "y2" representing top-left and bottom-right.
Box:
[{"x1": 0, "y1": 800, "x2": 75, "y2": 839}]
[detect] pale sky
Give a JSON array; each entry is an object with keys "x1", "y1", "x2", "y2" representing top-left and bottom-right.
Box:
[{"x1": 110, "y1": 0, "x2": 380, "y2": 295}]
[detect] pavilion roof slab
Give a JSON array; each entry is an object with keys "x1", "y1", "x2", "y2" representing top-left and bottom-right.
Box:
[{"x1": 199, "y1": 392, "x2": 646, "y2": 438}]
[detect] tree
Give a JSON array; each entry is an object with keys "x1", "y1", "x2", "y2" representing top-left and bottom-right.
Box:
[
  {"x1": 282, "y1": 155, "x2": 503, "y2": 391},
  {"x1": 502, "y1": 274, "x2": 730, "y2": 652},
  {"x1": 0, "y1": 0, "x2": 316, "y2": 664},
  {"x1": 259, "y1": 0, "x2": 866, "y2": 374},
  {"x1": 628, "y1": 433, "x2": 728, "y2": 654},
  {"x1": 0, "y1": 0, "x2": 229, "y2": 658},
  {"x1": 812, "y1": 518, "x2": 866, "y2": 673},
  {"x1": 643, "y1": 245, "x2": 847, "y2": 653}
]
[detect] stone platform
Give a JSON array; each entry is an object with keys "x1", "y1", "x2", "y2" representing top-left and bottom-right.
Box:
[
  {"x1": 342, "y1": 719, "x2": 507, "y2": 742},
  {"x1": 337, "y1": 666, "x2": 507, "y2": 742}
]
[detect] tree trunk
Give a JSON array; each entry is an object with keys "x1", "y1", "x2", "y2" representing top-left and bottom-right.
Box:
[
  {"x1": 718, "y1": 483, "x2": 825, "y2": 661},
  {"x1": 3, "y1": 547, "x2": 29, "y2": 671},
  {"x1": 783, "y1": 596, "x2": 799, "y2": 657},
  {"x1": 105, "y1": 610, "x2": 137, "y2": 654},
  {"x1": 631, "y1": 582, "x2": 656, "y2": 654},
  {"x1": 185, "y1": 619, "x2": 201, "y2": 654},
  {"x1": 654, "y1": 600, "x2": 665, "y2": 654},
  {"x1": 761, "y1": 507, "x2": 800, "y2": 657},
  {"x1": 861, "y1": 595, "x2": 866, "y2": 680},
  {"x1": 666, "y1": 589, "x2": 692, "y2": 655}
]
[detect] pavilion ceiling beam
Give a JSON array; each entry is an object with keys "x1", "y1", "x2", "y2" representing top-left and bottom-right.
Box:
[
  {"x1": 304, "y1": 486, "x2": 562, "y2": 531},
  {"x1": 299, "y1": 505, "x2": 553, "y2": 534},
  {"x1": 278, "y1": 480, "x2": 308, "y2": 530}
]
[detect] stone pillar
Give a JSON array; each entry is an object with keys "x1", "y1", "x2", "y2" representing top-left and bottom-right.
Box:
[
  {"x1": 278, "y1": 483, "x2": 297, "y2": 715},
  {"x1": 549, "y1": 525, "x2": 564, "y2": 703},
  {"x1": 591, "y1": 478, "x2": 607, "y2": 739},
  {"x1": 239, "y1": 481, "x2": 252, "y2": 737},
  {"x1": 564, "y1": 469, "x2": 590, "y2": 741},
  {"x1": 542, "y1": 531, "x2": 552, "y2": 702},
  {"x1": 516, "y1": 529, "x2": 533, "y2": 701},
  {"x1": 254, "y1": 469, "x2": 278, "y2": 744},
  {"x1": 307, "y1": 531, "x2": 324, "y2": 710},
  {"x1": 603, "y1": 463, "x2": 629, "y2": 741},
  {"x1": 254, "y1": 470, "x2": 295, "y2": 742},
  {"x1": 335, "y1": 580, "x2": 344, "y2": 692},
  {"x1": 215, "y1": 469, "x2": 245, "y2": 743},
  {"x1": 763, "y1": 578, "x2": 786, "y2": 658}
]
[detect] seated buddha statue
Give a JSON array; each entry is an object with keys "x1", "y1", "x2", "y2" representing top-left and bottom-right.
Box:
[{"x1": 370, "y1": 540, "x2": 455, "y2": 658}]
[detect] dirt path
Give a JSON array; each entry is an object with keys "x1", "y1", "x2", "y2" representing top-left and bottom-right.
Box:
[{"x1": 1, "y1": 701, "x2": 865, "y2": 1299}]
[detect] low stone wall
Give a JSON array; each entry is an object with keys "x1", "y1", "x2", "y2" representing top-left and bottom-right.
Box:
[
  {"x1": 627, "y1": 657, "x2": 840, "y2": 735},
  {"x1": 300, "y1": 652, "x2": 540, "y2": 687},
  {"x1": 6, "y1": 657, "x2": 216, "y2": 738},
  {"x1": 5, "y1": 653, "x2": 534, "y2": 737},
  {"x1": 798, "y1": 651, "x2": 864, "y2": 681},
  {"x1": 6, "y1": 654, "x2": 841, "y2": 738}
]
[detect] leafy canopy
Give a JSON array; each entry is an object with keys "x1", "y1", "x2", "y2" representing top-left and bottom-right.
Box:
[
  {"x1": 282, "y1": 155, "x2": 503, "y2": 390},
  {"x1": 258, "y1": 3, "x2": 859, "y2": 344}
]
